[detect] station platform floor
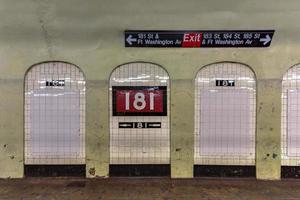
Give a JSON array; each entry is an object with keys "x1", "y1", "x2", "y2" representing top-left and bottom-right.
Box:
[{"x1": 0, "y1": 177, "x2": 300, "y2": 200}]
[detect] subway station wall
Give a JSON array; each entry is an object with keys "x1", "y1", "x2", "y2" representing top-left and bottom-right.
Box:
[{"x1": 0, "y1": 0, "x2": 299, "y2": 179}]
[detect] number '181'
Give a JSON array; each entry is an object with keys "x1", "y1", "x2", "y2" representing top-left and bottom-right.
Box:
[{"x1": 125, "y1": 92, "x2": 155, "y2": 110}]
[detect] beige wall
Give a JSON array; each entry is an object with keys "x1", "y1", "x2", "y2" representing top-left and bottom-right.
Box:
[{"x1": 0, "y1": 0, "x2": 299, "y2": 179}]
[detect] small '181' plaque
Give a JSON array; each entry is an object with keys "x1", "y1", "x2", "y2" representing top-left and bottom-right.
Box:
[
  {"x1": 46, "y1": 80, "x2": 65, "y2": 87},
  {"x1": 216, "y1": 80, "x2": 235, "y2": 87}
]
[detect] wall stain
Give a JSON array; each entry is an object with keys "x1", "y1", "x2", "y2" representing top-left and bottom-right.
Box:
[
  {"x1": 89, "y1": 168, "x2": 95, "y2": 176},
  {"x1": 263, "y1": 153, "x2": 270, "y2": 160},
  {"x1": 34, "y1": 0, "x2": 55, "y2": 59},
  {"x1": 272, "y1": 153, "x2": 278, "y2": 159}
]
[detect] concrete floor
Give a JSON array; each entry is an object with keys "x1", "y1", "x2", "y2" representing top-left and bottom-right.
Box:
[{"x1": 0, "y1": 178, "x2": 300, "y2": 200}]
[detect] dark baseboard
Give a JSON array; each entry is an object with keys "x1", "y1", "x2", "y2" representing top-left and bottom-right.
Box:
[
  {"x1": 281, "y1": 166, "x2": 300, "y2": 178},
  {"x1": 24, "y1": 165, "x2": 86, "y2": 177},
  {"x1": 109, "y1": 164, "x2": 170, "y2": 177},
  {"x1": 194, "y1": 165, "x2": 256, "y2": 177}
]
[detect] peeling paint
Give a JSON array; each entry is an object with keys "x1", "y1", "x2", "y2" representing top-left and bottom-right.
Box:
[{"x1": 88, "y1": 168, "x2": 95, "y2": 176}]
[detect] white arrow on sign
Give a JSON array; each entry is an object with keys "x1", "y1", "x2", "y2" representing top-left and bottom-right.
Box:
[
  {"x1": 126, "y1": 35, "x2": 137, "y2": 45},
  {"x1": 148, "y1": 124, "x2": 161, "y2": 127},
  {"x1": 119, "y1": 123, "x2": 132, "y2": 127},
  {"x1": 259, "y1": 34, "x2": 271, "y2": 45}
]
